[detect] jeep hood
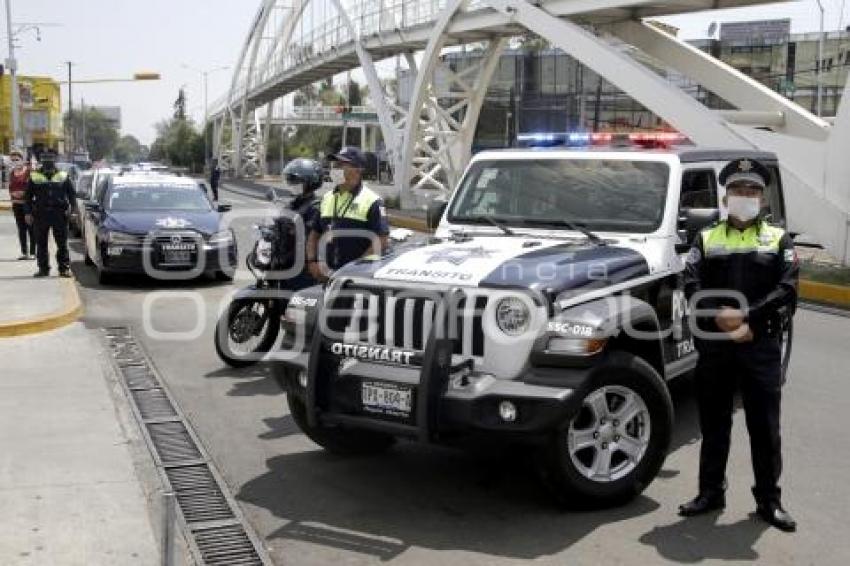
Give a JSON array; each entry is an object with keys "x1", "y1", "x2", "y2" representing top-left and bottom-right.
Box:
[{"x1": 335, "y1": 236, "x2": 650, "y2": 293}]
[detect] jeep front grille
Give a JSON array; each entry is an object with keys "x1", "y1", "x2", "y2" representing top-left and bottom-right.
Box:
[{"x1": 325, "y1": 289, "x2": 488, "y2": 358}]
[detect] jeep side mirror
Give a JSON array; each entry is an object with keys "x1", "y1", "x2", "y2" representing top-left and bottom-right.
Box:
[
  {"x1": 676, "y1": 208, "x2": 719, "y2": 253},
  {"x1": 266, "y1": 189, "x2": 277, "y2": 202},
  {"x1": 426, "y1": 200, "x2": 448, "y2": 231},
  {"x1": 217, "y1": 203, "x2": 233, "y2": 213}
]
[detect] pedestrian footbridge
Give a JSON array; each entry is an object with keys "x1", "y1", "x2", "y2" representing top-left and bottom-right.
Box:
[{"x1": 210, "y1": 0, "x2": 850, "y2": 264}]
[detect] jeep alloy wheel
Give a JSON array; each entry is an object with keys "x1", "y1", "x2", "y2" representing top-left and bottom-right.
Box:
[
  {"x1": 537, "y1": 352, "x2": 673, "y2": 509},
  {"x1": 567, "y1": 385, "x2": 651, "y2": 482}
]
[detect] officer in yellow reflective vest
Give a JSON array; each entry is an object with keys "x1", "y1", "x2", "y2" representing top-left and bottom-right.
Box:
[
  {"x1": 680, "y1": 158, "x2": 799, "y2": 532},
  {"x1": 306, "y1": 147, "x2": 388, "y2": 281},
  {"x1": 24, "y1": 151, "x2": 77, "y2": 278}
]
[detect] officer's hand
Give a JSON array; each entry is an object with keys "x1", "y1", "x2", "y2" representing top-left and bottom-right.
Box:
[
  {"x1": 716, "y1": 307, "x2": 745, "y2": 332},
  {"x1": 24, "y1": 214, "x2": 33, "y2": 226},
  {"x1": 730, "y1": 323, "x2": 754, "y2": 343}
]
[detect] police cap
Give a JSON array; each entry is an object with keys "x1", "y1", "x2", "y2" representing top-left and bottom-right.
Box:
[
  {"x1": 328, "y1": 146, "x2": 366, "y2": 169},
  {"x1": 719, "y1": 158, "x2": 770, "y2": 191}
]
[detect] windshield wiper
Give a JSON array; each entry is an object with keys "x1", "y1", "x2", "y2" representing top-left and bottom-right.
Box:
[
  {"x1": 480, "y1": 215, "x2": 515, "y2": 236},
  {"x1": 518, "y1": 219, "x2": 606, "y2": 246}
]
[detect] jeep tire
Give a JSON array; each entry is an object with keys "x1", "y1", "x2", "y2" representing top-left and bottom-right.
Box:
[
  {"x1": 286, "y1": 390, "x2": 396, "y2": 456},
  {"x1": 537, "y1": 351, "x2": 673, "y2": 509}
]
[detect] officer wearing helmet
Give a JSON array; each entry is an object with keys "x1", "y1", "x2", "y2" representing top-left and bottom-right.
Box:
[
  {"x1": 24, "y1": 151, "x2": 77, "y2": 278},
  {"x1": 279, "y1": 158, "x2": 324, "y2": 288},
  {"x1": 680, "y1": 158, "x2": 799, "y2": 532},
  {"x1": 306, "y1": 147, "x2": 388, "y2": 280}
]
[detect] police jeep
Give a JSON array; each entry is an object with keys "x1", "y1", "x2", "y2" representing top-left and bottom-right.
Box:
[{"x1": 275, "y1": 144, "x2": 792, "y2": 508}]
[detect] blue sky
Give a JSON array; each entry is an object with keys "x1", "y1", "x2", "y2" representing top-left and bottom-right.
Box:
[{"x1": 6, "y1": 1, "x2": 848, "y2": 145}]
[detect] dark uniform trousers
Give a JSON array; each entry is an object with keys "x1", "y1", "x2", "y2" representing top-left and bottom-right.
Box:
[
  {"x1": 34, "y1": 208, "x2": 71, "y2": 272},
  {"x1": 696, "y1": 337, "x2": 783, "y2": 505}
]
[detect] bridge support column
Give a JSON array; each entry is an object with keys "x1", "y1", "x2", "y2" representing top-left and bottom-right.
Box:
[{"x1": 399, "y1": 0, "x2": 507, "y2": 203}]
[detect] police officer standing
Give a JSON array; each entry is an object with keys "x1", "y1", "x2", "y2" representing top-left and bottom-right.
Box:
[
  {"x1": 209, "y1": 159, "x2": 221, "y2": 202},
  {"x1": 680, "y1": 158, "x2": 799, "y2": 532},
  {"x1": 24, "y1": 151, "x2": 77, "y2": 278},
  {"x1": 306, "y1": 147, "x2": 388, "y2": 280}
]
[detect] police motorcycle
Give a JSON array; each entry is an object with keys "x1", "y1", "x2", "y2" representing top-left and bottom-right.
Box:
[{"x1": 214, "y1": 160, "x2": 323, "y2": 368}]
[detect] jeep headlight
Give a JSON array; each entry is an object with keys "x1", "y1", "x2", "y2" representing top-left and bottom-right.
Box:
[
  {"x1": 106, "y1": 231, "x2": 140, "y2": 245},
  {"x1": 495, "y1": 297, "x2": 531, "y2": 336}
]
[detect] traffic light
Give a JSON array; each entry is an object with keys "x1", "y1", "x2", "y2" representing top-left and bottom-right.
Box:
[{"x1": 133, "y1": 72, "x2": 160, "y2": 81}]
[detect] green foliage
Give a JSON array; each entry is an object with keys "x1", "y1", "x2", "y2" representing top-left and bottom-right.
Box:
[
  {"x1": 173, "y1": 88, "x2": 188, "y2": 121},
  {"x1": 150, "y1": 118, "x2": 204, "y2": 170},
  {"x1": 64, "y1": 108, "x2": 119, "y2": 161},
  {"x1": 113, "y1": 135, "x2": 147, "y2": 163}
]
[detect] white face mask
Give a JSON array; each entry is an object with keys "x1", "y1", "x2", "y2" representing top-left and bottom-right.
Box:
[
  {"x1": 329, "y1": 168, "x2": 345, "y2": 186},
  {"x1": 727, "y1": 196, "x2": 761, "y2": 222}
]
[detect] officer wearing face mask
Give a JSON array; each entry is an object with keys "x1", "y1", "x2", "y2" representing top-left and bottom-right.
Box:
[
  {"x1": 306, "y1": 147, "x2": 388, "y2": 281},
  {"x1": 680, "y1": 158, "x2": 799, "y2": 532}
]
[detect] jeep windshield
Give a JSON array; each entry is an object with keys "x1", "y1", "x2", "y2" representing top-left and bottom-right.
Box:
[{"x1": 448, "y1": 158, "x2": 670, "y2": 234}]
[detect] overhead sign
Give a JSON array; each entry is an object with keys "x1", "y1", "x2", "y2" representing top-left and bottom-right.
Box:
[{"x1": 720, "y1": 19, "x2": 790, "y2": 46}]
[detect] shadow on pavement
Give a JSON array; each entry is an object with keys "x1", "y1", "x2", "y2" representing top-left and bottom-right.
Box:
[
  {"x1": 238, "y1": 446, "x2": 661, "y2": 560},
  {"x1": 639, "y1": 513, "x2": 769, "y2": 562}
]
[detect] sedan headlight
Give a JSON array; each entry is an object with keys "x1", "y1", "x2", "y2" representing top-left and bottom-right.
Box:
[
  {"x1": 495, "y1": 296, "x2": 531, "y2": 336},
  {"x1": 106, "y1": 231, "x2": 140, "y2": 245},
  {"x1": 209, "y1": 229, "x2": 234, "y2": 245}
]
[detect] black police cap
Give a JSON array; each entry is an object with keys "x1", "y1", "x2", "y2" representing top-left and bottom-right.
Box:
[
  {"x1": 719, "y1": 158, "x2": 770, "y2": 190},
  {"x1": 328, "y1": 146, "x2": 366, "y2": 168}
]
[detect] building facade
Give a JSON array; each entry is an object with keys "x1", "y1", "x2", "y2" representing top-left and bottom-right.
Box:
[
  {"x1": 411, "y1": 24, "x2": 850, "y2": 149},
  {"x1": 0, "y1": 75, "x2": 64, "y2": 155}
]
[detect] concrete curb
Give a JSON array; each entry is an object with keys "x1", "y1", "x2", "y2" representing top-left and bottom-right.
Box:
[
  {"x1": 0, "y1": 201, "x2": 11, "y2": 211},
  {"x1": 0, "y1": 277, "x2": 84, "y2": 337},
  {"x1": 799, "y1": 279, "x2": 850, "y2": 309}
]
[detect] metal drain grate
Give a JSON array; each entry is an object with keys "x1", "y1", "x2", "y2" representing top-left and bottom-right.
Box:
[
  {"x1": 132, "y1": 389, "x2": 178, "y2": 421},
  {"x1": 194, "y1": 524, "x2": 264, "y2": 566},
  {"x1": 121, "y1": 364, "x2": 159, "y2": 390},
  {"x1": 103, "y1": 327, "x2": 271, "y2": 565}
]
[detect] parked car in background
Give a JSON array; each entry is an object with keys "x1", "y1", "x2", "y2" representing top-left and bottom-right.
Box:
[
  {"x1": 82, "y1": 174, "x2": 237, "y2": 284},
  {"x1": 70, "y1": 171, "x2": 95, "y2": 236}
]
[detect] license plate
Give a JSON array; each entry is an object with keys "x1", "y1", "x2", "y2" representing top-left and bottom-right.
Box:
[
  {"x1": 163, "y1": 250, "x2": 192, "y2": 263},
  {"x1": 362, "y1": 381, "x2": 412, "y2": 417}
]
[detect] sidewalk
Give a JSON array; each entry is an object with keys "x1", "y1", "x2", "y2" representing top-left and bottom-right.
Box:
[
  {"x1": 0, "y1": 323, "x2": 160, "y2": 565},
  {"x1": 0, "y1": 209, "x2": 161, "y2": 564},
  {"x1": 0, "y1": 213, "x2": 82, "y2": 336}
]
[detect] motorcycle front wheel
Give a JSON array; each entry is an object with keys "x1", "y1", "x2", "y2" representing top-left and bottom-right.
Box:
[{"x1": 214, "y1": 298, "x2": 280, "y2": 368}]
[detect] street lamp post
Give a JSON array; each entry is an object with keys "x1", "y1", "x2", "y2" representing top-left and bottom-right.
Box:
[
  {"x1": 182, "y1": 64, "x2": 228, "y2": 165},
  {"x1": 4, "y1": 0, "x2": 22, "y2": 149},
  {"x1": 816, "y1": 0, "x2": 825, "y2": 117}
]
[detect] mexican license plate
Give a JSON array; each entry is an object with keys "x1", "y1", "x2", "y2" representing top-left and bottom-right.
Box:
[
  {"x1": 163, "y1": 250, "x2": 192, "y2": 263},
  {"x1": 361, "y1": 381, "x2": 413, "y2": 417}
]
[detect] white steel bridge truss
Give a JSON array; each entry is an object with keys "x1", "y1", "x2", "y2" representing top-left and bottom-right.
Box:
[{"x1": 211, "y1": 0, "x2": 850, "y2": 264}]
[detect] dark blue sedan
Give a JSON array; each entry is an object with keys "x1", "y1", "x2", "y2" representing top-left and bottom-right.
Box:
[{"x1": 82, "y1": 174, "x2": 237, "y2": 284}]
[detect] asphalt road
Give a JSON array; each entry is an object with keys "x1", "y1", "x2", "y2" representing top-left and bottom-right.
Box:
[{"x1": 69, "y1": 184, "x2": 850, "y2": 565}]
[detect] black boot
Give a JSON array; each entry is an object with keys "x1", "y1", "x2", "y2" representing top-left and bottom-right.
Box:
[
  {"x1": 756, "y1": 502, "x2": 796, "y2": 532},
  {"x1": 33, "y1": 269, "x2": 49, "y2": 278},
  {"x1": 678, "y1": 491, "x2": 726, "y2": 517}
]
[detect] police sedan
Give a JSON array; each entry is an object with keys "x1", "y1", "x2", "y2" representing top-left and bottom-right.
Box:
[{"x1": 82, "y1": 174, "x2": 237, "y2": 284}]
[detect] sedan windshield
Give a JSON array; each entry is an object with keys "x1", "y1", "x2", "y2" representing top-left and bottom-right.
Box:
[
  {"x1": 106, "y1": 185, "x2": 212, "y2": 212},
  {"x1": 448, "y1": 158, "x2": 670, "y2": 233}
]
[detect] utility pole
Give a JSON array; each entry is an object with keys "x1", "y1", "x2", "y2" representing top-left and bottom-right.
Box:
[
  {"x1": 66, "y1": 61, "x2": 74, "y2": 153},
  {"x1": 815, "y1": 0, "x2": 825, "y2": 117},
  {"x1": 4, "y1": 0, "x2": 22, "y2": 149}
]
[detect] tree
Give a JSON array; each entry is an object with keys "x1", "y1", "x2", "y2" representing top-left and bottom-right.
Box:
[
  {"x1": 173, "y1": 88, "x2": 188, "y2": 121},
  {"x1": 149, "y1": 117, "x2": 205, "y2": 171},
  {"x1": 64, "y1": 108, "x2": 119, "y2": 161},
  {"x1": 113, "y1": 134, "x2": 144, "y2": 163}
]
